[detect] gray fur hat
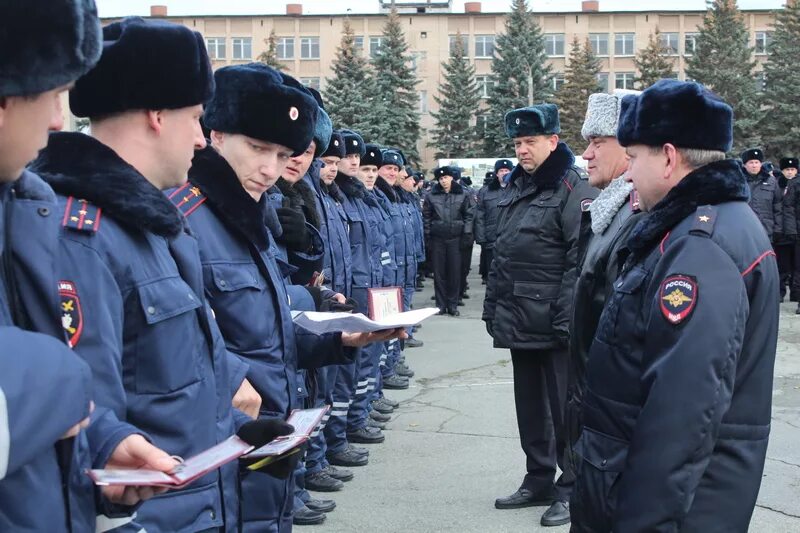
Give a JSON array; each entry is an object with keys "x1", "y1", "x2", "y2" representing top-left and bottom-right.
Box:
[{"x1": 581, "y1": 89, "x2": 641, "y2": 141}]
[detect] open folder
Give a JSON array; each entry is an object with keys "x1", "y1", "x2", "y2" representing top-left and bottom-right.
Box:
[
  {"x1": 86, "y1": 407, "x2": 329, "y2": 487},
  {"x1": 291, "y1": 307, "x2": 440, "y2": 335}
]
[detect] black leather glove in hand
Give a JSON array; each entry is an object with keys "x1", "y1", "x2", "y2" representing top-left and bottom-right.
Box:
[
  {"x1": 320, "y1": 297, "x2": 358, "y2": 313},
  {"x1": 276, "y1": 207, "x2": 311, "y2": 251},
  {"x1": 237, "y1": 418, "x2": 294, "y2": 448}
]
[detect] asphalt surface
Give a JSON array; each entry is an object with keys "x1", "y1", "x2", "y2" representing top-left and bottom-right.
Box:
[{"x1": 304, "y1": 249, "x2": 800, "y2": 532}]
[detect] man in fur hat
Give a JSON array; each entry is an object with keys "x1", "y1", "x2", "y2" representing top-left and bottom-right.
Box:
[
  {"x1": 742, "y1": 147, "x2": 782, "y2": 243},
  {"x1": 571, "y1": 80, "x2": 779, "y2": 532}
]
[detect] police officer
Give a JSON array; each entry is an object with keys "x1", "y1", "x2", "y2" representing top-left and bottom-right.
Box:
[
  {"x1": 475, "y1": 162, "x2": 511, "y2": 285},
  {"x1": 571, "y1": 80, "x2": 779, "y2": 532},
  {"x1": 485, "y1": 104, "x2": 597, "y2": 516},
  {"x1": 424, "y1": 166, "x2": 474, "y2": 316},
  {"x1": 457, "y1": 175, "x2": 478, "y2": 303},
  {"x1": 398, "y1": 165, "x2": 425, "y2": 350},
  {"x1": 776, "y1": 157, "x2": 799, "y2": 305},
  {"x1": 32, "y1": 19, "x2": 295, "y2": 532},
  {"x1": 742, "y1": 147, "x2": 782, "y2": 243}
]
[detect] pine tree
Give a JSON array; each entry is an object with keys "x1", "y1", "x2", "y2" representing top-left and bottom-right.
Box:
[
  {"x1": 428, "y1": 30, "x2": 482, "y2": 159},
  {"x1": 686, "y1": 0, "x2": 761, "y2": 152},
  {"x1": 760, "y1": 1, "x2": 800, "y2": 160},
  {"x1": 257, "y1": 30, "x2": 286, "y2": 71},
  {"x1": 324, "y1": 20, "x2": 382, "y2": 140},
  {"x1": 555, "y1": 38, "x2": 601, "y2": 151},
  {"x1": 483, "y1": 0, "x2": 551, "y2": 156},
  {"x1": 370, "y1": 9, "x2": 422, "y2": 164},
  {"x1": 634, "y1": 28, "x2": 676, "y2": 89}
]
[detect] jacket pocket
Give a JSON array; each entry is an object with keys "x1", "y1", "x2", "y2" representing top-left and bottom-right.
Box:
[
  {"x1": 511, "y1": 281, "x2": 560, "y2": 335},
  {"x1": 134, "y1": 276, "x2": 203, "y2": 394},
  {"x1": 572, "y1": 428, "x2": 629, "y2": 530},
  {"x1": 595, "y1": 266, "x2": 648, "y2": 344},
  {"x1": 209, "y1": 263, "x2": 263, "y2": 292}
]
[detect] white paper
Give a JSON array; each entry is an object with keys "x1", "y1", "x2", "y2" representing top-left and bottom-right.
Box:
[{"x1": 291, "y1": 307, "x2": 440, "y2": 335}]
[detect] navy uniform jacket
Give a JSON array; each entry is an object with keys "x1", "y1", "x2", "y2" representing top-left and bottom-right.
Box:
[
  {"x1": 572, "y1": 160, "x2": 779, "y2": 532},
  {"x1": 306, "y1": 170, "x2": 352, "y2": 296},
  {"x1": 0, "y1": 172, "x2": 138, "y2": 532},
  {"x1": 33, "y1": 132, "x2": 250, "y2": 533},
  {"x1": 409, "y1": 191, "x2": 426, "y2": 263},
  {"x1": 375, "y1": 179, "x2": 408, "y2": 288},
  {"x1": 177, "y1": 146, "x2": 355, "y2": 530}
]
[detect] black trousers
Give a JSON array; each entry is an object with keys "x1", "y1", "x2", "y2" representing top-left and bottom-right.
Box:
[
  {"x1": 460, "y1": 242, "x2": 473, "y2": 294},
  {"x1": 479, "y1": 245, "x2": 494, "y2": 280},
  {"x1": 776, "y1": 242, "x2": 800, "y2": 300},
  {"x1": 431, "y1": 236, "x2": 461, "y2": 311},
  {"x1": 510, "y1": 347, "x2": 573, "y2": 501}
]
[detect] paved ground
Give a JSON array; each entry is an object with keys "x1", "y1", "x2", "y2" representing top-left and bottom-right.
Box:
[{"x1": 308, "y1": 250, "x2": 800, "y2": 532}]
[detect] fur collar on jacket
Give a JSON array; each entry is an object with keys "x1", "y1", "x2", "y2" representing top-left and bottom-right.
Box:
[
  {"x1": 277, "y1": 176, "x2": 321, "y2": 230},
  {"x1": 508, "y1": 141, "x2": 576, "y2": 191},
  {"x1": 31, "y1": 131, "x2": 183, "y2": 238},
  {"x1": 589, "y1": 175, "x2": 634, "y2": 235},
  {"x1": 375, "y1": 177, "x2": 399, "y2": 201},
  {"x1": 628, "y1": 159, "x2": 750, "y2": 256},
  {"x1": 335, "y1": 171, "x2": 366, "y2": 200},
  {"x1": 188, "y1": 145, "x2": 277, "y2": 250},
  {"x1": 487, "y1": 178, "x2": 503, "y2": 191},
  {"x1": 431, "y1": 181, "x2": 464, "y2": 195}
]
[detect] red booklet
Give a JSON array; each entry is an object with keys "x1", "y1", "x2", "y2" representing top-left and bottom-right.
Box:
[{"x1": 244, "y1": 406, "x2": 329, "y2": 459}]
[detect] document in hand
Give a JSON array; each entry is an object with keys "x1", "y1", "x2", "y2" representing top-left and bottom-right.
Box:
[
  {"x1": 86, "y1": 436, "x2": 253, "y2": 487},
  {"x1": 244, "y1": 406, "x2": 329, "y2": 459},
  {"x1": 291, "y1": 307, "x2": 440, "y2": 335}
]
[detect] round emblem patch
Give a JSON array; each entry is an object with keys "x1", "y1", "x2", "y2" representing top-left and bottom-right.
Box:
[
  {"x1": 289, "y1": 107, "x2": 299, "y2": 121},
  {"x1": 515, "y1": 118, "x2": 520, "y2": 125},
  {"x1": 353, "y1": 140, "x2": 358, "y2": 146},
  {"x1": 659, "y1": 274, "x2": 698, "y2": 325},
  {"x1": 334, "y1": 140, "x2": 339, "y2": 146}
]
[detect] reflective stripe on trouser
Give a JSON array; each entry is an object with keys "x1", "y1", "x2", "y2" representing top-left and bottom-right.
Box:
[
  {"x1": 347, "y1": 341, "x2": 381, "y2": 432},
  {"x1": 381, "y1": 338, "x2": 401, "y2": 379},
  {"x1": 305, "y1": 365, "x2": 335, "y2": 474},
  {"x1": 323, "y1": 360, "x2": 356, "y2": 454}
]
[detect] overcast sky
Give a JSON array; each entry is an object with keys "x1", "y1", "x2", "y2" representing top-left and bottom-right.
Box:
[{"x1": 95, "y1": 0, "x2": 785, "y2": 18}]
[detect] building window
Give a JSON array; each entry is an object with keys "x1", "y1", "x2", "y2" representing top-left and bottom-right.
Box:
[
  {"x1": 369, "y1": 36, "x2": 385, "y2": 58},
  {"x1": 614, "y1": 33, "x2": 635, "y2": 56},
  {"x1": 659, "y1": 32, "x2": 679, "y2": 56},
  {"x1": 300, "y1": 37, "x2": 320, "y2": 59},
  {"x1": 300, "y1": 77, "x2": 321, "y2": 91},
  {"x1": 589, "y1": 33, "x2": 608, "y2": 56},
  {"x1": 354, "y1": 36, "x2": 364, "y2": 54},
  {"x1": 448, "y1": 34, "x2": 468, "y2": 56},
  {"x1": 596, "y1": 72, "x2": 609, "y2": 92},
  {"x1": 277, "y1": 37, "x2": 294, "y2": 60},
  {"x1": 205, "y1": 37, "x2": 226, "y2": 60},
  {"x1": 755, "y1": 31, "x2": 772, "y2": 55},
  {"x1": 475, "y1": 75, "x2": 494, "y2": 98},
  {"x1": 419, "y1": 90, "x2": 428, "y2": 113},
  {"x1": 476, "y1": 113, "x2": 491, "y2": 136},
  {"x1": 474, "y1": 35, "x2": 495, "y2": 58},
  {"x1": 410, "y1": 51, "x2": 427, "y2": 72},
  {"x1": 551, "y1": 73, "x2": 566, "y2": 92},
  {"x1": 684, "y1": 33, "x2": 698, "y2": 56},
  {"x1": 544, "y1": 33, "x2": 565, "y2": 57},
  {"x1": 615, "y1": 72, "x2": 636, "y2": 90},
  {"x1": 755, "y1": 71, "x2": 767, "y2": 91},
  {"x1": 232, "y1": 37, "x2": 252, "y2": 60}
]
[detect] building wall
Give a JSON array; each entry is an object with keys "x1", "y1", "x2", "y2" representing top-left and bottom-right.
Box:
[{"x1": 90, "y1": 9, "x2": 776, "y2": 168}]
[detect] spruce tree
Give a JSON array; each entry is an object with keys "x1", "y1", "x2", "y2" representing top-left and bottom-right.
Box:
[
  {"x1": 484, "y1": 0, "x2": 551, "y2": 156},
  {"x1": 760, "y1": 1, "x2": 800, "y2": 159},
  {"x1": 634, "y1": 28, "x2": 676, "y2": 89},
  {"x1": 370, "y1": 9, "x2": 422, "y2": 164},
  {"x1": 686, "y1": 0, "x2": 761, "y2": 152},
  {"x1": 555, "y1": 38, "x2": 601, "y2": 151},
  {"x1": 324, "y1": 20, "x2": 382, "y2": 140},
  {"x1": 257, "y1": 30, "x2": 286, "y2": 71},
  {"x1": 428, "y1": 30, "x2": 482, "y2": 159}
]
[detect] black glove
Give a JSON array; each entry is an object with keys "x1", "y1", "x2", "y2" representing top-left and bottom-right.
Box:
[
  {"x1": 320, "y1": 296, "x2": 358, "y2": 313},
  {"x1": 237, "y1": 418, "x2": 294, "y2": 448},
  {"x1": 304, "y1": 286, "x2": 323, "y2": 311},
  {"x1": 485, "y1": 320, "x2": 494, "y2": 337},
  {"x1": 276, "y1": 207, "x2": 311, "y2": 251},
  {"x1": 460, "y1": 233, "x2": 473, "y2": 248}
]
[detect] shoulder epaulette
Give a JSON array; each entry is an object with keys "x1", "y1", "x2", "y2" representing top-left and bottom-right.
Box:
[
  {"x1": 62, "y1": 196, "x2": 102, "y2": 233},
  {"x1": 689, "y1": 205, "x2": 717, "y2": 238},
  {"x1": 168, "y1": 182, "x2": 206, "y2": 217}
]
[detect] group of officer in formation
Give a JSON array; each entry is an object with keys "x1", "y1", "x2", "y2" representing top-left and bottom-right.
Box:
[{"x1": 0, "y1": 1, "x2": 784, "y2": 533}]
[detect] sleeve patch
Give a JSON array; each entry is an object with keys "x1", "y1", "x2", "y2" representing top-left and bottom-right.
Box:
[
  {"x1": 659, "y1": 275, "x2": 698, "y2": 325},
  {"x1": 58, "y1": 281, "x2": 83, "y2": 347},
  {"x1": 580, "y1": 198, "x2": 593, "y2": 212}
]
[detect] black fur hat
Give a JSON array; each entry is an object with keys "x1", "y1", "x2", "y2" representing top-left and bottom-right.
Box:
[
  {"x1": 70, "y1": 17, "x2": 213, "y2": 118},
  {"x1": 741, "y1": 148, "x2": 764, "y2": 163},
  {"x1": 341, "y1": 130, "x2": 367, "y2": 157},
  {"x1": 322, "y1": 131, "x2": 346, "y2": 159},
  {"x1": 433, "y1": 166, "x2": 461, "y2": 180},
  {"x1": 204, "y1": 63, "x2": 318, "y2": 156},
  {"x1": 361, "y1": 144, "x2": 383, "y2": 167},
  {"x1": 2, "y1": 0, "x2": 102, "y2": 97},
  {"x1": 484, "y1": 171, "x2": 497, "y2": 184},
  {"x1": 617, "y1": 80, "x2": 733, "y2": 152},
  {"x1": 494, "y1": 159, "x2": 514, "y2": 172},
  {"x1": 505, "y1": 104, "x2": 560, "y2": 138},
  {"x1": 780, "y1": 157, "x2": 798, "y2": 170},
  {"x1": 381, "y1": 149, "x2": 403, "y2": 168}
]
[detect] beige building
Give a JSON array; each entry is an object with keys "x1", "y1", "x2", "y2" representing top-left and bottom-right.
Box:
[{"x1": 91, "y1": 1, "x2": 777, "y2": 168}]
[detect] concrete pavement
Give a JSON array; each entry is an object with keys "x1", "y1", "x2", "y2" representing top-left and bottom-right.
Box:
[{"x1": 307, "y1": 251, "x2": 800, "y2": 532}]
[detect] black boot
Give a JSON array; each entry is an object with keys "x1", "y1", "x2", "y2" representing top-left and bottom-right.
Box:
[{"x1": 293, "y1": 505, "x2": 326, "y2": 525}]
